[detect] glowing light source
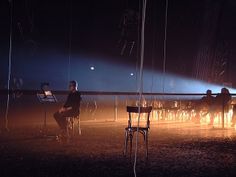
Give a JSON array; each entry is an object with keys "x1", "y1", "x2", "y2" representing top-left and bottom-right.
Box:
[
  {"x1": 130, "y1": 73, "x2": 134, "y2": 76},
  {"x1": 90, "y1": 66, "x2": 95, "y2": 71}
]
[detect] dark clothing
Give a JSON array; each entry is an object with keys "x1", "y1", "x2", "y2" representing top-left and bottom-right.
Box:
[
  {"x1": 54, "y1": 91, "x2": 81, "y2": 130},
  {"x1": 195, "y1": 95, "x2": 214, "y2": 111},
  {"x1": 201, "y1": 95, "x2": 214, "y2": 107},
  {"x1": 214, "y1": 93, "x2": 231, "y2": 112},
  {"x1": 194, "y1": 95, "x2": 215, "y2": 124},
  {"x1": 54, "y1": 111, "x2": 75, "y2": 130},
  {"x1": 210, "y1": 93, "x2": 231, "y2": 125},
  {"x1": 64, "y1": 91, "x2": 82, "y2": 116}
]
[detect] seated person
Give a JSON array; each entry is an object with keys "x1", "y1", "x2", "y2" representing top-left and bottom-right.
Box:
[
  {"x1": 214, "y1": 88, "x2": 231, "y2": 111},
  {"x1": 211, "y1": 88, "x2": 232, "y2": 125},
  {"x1": 54, "y1": 80, "x2": 81, "y2": 135},
  {"x1": 201, "y1": 90, "x2": 215, "y2": 125},
  {"x1": 195, "y1": 90, "x2": 214, "y2": 123}
]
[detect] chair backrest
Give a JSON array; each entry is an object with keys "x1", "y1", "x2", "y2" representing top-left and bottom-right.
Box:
[
  {"x1": 127, "y1": 106, "x2": 152, "y2": 113},
  {"x1": 126, "y1": 106, "x2": 152, "y2": 128}
]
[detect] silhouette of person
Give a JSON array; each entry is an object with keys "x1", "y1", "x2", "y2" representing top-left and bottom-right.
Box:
[{"x1": 54, "y1": 80, "x2": 81, "y2": 136}]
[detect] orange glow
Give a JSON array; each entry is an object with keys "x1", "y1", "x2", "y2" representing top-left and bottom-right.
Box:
[{"x1": 148, "y1": 108, "x2": 235, "y2": 129}]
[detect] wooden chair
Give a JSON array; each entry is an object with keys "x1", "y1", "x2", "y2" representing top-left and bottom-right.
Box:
[
  {"x1": 66, "y1": 116, "x2": 81, "y2": 139},
  {"x1": 124, "y1": 106, "x2": 152, "y2": 159}
]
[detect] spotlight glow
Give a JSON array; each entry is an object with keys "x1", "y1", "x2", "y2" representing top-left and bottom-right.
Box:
[{"x1": 67, "y1": 55, "x2": 236, "y2": 93}]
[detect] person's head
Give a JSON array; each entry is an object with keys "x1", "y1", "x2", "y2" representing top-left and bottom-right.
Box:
[
  {"x1": 69, "y1": 80, "x2": 78, "y2": 92},
  {"x1": 206, "y1": 89, "x2": 212, "y2": 96},
  {"x1": 221, "y1": 87, "x2": 228, "y2": 94}
]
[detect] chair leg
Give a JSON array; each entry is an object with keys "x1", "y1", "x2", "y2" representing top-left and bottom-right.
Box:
[
  {"x1": 124, "y1": 131, "x2": 128, "y2": 156},
  {"x1": 145, "y1": 131, "x2": 149, "y2": 159},
  {"x1": 129, "y1": 133, "x2": 133, "y2": 159},
  {"x1": 65, "y1": 118, "x2": 70, "y2": 140},
  {"x1": 71, "y1": 118, "x2": 74, "y2": 137},
  {"x1": 78, "y1": 119, "x2": 81, "y2": 135}
]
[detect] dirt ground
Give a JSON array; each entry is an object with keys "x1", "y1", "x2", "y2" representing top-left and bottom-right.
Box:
[{"x1": 0, "y1": 121, "x2": 236, "y2": 177}]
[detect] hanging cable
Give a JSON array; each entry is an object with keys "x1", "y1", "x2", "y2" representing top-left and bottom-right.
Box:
[
  {"x1": 162, "y1": 0, "x2": 168, "y2": 93},
  {"x1": 150, "y1": 0, "x2": 157, "y2": 98},
  {"x1": 5, "y1": 0, "x2": 14, "y2": 131},
  {"x1": 67, "y1": 0, "x2": 73, "y2": 83},
  {"x1": 133, "y1": 0, "x2": 147, "y2": 177},
  {"x1": 135, "y1": 0, "x2": 142, "y2": 91}
]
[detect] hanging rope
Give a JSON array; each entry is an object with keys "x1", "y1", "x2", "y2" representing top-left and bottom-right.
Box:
[
  {"x1": 133, "y1": 0, "x2": 147, "y2": 177},
  {"x1": 135, "y1": 0, "x2": 142, "y2": 91},
  {"x1": 67, "y1": 0, "x2": 73, "y2": 83},
  {"x1": 162, "y1": 0, "x2": 168, "y2": 93},
  {"x1": 5, "y1": 0, "x2": 14, "y2": 131},
  {"x1": 150, "y1": 0, "x2": 157, "y2": 98}
]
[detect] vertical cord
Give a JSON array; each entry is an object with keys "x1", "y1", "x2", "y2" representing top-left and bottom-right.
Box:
[
  {"x1": 5, "y1": 0, "x2": 13, "y2": 131},
  {"x1": 135, "y1": 0, "x2": 141, "y2": 91},
  {"x1": 67, "y1": 0, "x2": 73, "y2": 83},
  {"x1": 133, "y1": 0, "x2": 147, "y2": 177},
  {"x1": 163, "y1": 0, "x2": 168, "y2": 93},
  {"x1": 150, "y1": 0, "x2": 157, "y2": 99}
]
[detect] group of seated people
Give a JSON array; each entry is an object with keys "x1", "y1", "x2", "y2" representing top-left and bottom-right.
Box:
[{"x1": 195, "y1": 88, "x2": 236, "y2": 127}]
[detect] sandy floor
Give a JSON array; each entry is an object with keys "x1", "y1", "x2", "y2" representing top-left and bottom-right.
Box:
[{"x1": 0, "y1": 121, "x2": 236, "y2": 177}]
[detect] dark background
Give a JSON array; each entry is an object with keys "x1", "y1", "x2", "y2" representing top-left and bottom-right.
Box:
[{"x1": 1, "y1": 0, "x2": 236, "y2": 91}]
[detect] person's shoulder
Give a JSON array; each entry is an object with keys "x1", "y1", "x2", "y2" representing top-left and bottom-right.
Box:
[
  {"x1": 201, "y1": 96, "x2": 206, "y2": 100},
  {"x1": 75, "y1": 90, "x2": 81, "y2": 96}
]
